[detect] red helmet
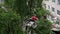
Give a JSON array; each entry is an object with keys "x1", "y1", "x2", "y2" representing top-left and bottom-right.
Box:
[{"x1": 31, "y1": 16, "x2": 37, "y2": 21}]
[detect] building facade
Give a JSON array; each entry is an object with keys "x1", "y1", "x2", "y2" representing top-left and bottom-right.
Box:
[{"x1": 42, "y1": 0, "x2": 60, "y2": 24}]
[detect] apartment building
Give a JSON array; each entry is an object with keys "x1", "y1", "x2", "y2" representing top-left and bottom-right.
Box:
[{"x1": 42, "y1": 0, "x2": 60, "y2": 24}]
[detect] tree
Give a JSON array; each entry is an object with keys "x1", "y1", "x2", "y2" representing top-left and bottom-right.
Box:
[
  {"x1": 0, "y1": 8, "x2": 25, "y2": 34},
  {"x1": 3, "y1": 0, "x2": 55, "y2": 34},
  {"x1": 4, "y1": 0, "x2": 14, "y2": 8},
  {"x1": 33, "y1": 19, "x2": 55, "y2": 34}
]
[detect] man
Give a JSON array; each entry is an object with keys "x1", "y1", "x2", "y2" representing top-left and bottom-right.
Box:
[
  {"x1": 27, "y1": 15, "x2": 38, "y2": 27},
  {"x1": 26, "y1": 15, "x2": 38, "y2": 31}
]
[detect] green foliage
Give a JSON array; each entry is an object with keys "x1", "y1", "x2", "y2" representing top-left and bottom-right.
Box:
[
  {"x1": 13, "y1": 0, "x2": 28, "y2": 16},
  {"x1": 36, "y1": 8, "x2": 49, "y2": 18},
  {"x1": 0, "y1": 8, "x2": 24, "y2": 34},
  {"x1": 4, "y1": 0, "x2": 15, "y2": 8},
  {"x1": 12, "y1": 0, "x2": 43, "y2": 17},
  {"x1": 34, "y1": 19, "x2": 55, "y2": 34}
]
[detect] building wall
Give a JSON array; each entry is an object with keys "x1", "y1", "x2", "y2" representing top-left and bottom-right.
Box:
[{"x1": 42, "y1": 0, "x2": 60, "y2": 24}]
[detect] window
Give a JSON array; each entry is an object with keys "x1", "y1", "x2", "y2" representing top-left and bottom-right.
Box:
[
  {"x1": 52, "y1": 0, "x2": 55, "y2": 2},
  {"x1": 52, "y1": 7, "x2": 55, "y2": 12},
  {"x1": 57, "y1": 10, "x2": 60, "y2": 15},
  {"x1": 56, "y1": 20, "x2": 60, "y2": 25},
  {"x1": 48, "y1": 5, "x2": 50, "y2": 9},
  {"x1": 43, "y1": 4, "x2": 46, "y2": 8},
  {"x1": 51, "y1": 16, "x2": 54, "y2": 21},
  {"x1": 58, "y1": 0, "x2": 60, "y2": 5}
]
